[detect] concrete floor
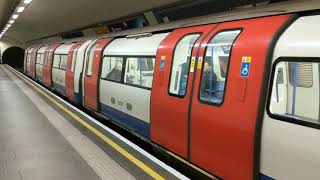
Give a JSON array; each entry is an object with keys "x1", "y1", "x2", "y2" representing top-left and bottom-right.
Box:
[
  {"x1": 0, "y1": 64, "x2": 185, "y2": 180},
  {"x1": 0, "y1": 66, "x2": 103, "y2": 180}
]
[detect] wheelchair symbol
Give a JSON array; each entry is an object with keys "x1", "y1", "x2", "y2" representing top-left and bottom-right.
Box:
[
  {"x1": 160, "y1": 60, "x2": 165, "y2": 70},
  {"x1": 240, "y1": 62, "x2": 250, "y2": 77},
  {"x1": 242, "y1": 64, "x2": 249, "y2": 75}
]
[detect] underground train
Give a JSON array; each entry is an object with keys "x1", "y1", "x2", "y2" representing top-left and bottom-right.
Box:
[{"x1": 23, "y1": 1, "x2": 320, "y2": 180}]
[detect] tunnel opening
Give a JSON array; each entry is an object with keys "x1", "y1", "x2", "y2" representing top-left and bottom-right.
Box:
[{"x1": 2, "y1": 46, "x2": 25, "y2": 71}]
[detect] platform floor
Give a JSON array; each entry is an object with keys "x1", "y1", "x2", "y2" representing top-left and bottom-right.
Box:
[{"x1": 0, "y1": 64, "x2": 186, "y2": 180}]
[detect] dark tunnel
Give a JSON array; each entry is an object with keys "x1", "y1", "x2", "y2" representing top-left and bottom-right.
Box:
[{"x1": 2, "y1": 46, "x2": 25, "y2": 70}]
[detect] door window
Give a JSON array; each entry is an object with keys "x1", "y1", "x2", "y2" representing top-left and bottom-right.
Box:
[
  {"x1": 86, "y1": 43, "x2": 99, "y2": 76},
  {"x1": 199, "y1": 30, "x2": 241, "y2": 105},
  {"x1": 269, "y1": 60, "x2": 320, "y2": 125},
  {"x1": 169, "y1": 34, "x2": 201, "y2": 96}
]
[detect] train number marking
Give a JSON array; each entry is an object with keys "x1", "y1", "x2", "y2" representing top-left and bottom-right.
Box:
[{"x1": 240, "y1": 56, "x2": 251, "y2": 77}]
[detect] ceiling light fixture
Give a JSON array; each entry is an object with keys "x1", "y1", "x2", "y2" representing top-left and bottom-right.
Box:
[
  {"x1": 24, "y1": 0, "x2": 32, "y2": 4},
  {"x1": 1, "y1": 0, "x2": 32, "y2": 39},
  {"x1": 12, "y1": 14, "x2": 19, "y2": 19},
  {"x1": 17, "y1": 7, "x2": 25, "y2": 13}
]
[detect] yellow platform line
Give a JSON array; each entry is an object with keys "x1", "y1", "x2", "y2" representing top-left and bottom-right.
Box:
[{"x1": 9, "y1": 67, "x2": 165, "y2": 180}]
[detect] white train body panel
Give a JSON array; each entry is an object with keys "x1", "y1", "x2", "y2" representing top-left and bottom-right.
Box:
[
  {"x1": 99, "y1": 81, "x2": 152, "y2": 123},
  {"x1": 99, "y1": 33, "x2": 169, "y2": 137},
  {"x1": 74, "y1": 40, "x2": 94, "y2": 96},
  {"x1": 261, "y1": 15, "x2": 320, "y2": 180},
  {"x1": 81, "y1": 39, "x2": 98, "y2": 104},
  {"x1": 102, "y1": 33, "x2": 169, "y2": 56},
  {"x1": 35, "y1": 46, "x2": 47, "y2": 81},
  {"x1": 52, "y1": 43, "x2": 74, "y2": 94}
]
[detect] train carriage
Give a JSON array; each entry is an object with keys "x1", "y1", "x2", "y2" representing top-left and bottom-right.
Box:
[{"x1": 23, "y1": 2, "x2": 320, "y2": 179}]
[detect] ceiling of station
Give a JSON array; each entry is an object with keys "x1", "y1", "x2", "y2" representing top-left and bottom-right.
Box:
[
  {"x1": 4, "y1": 0, "x2": 182, "y2": 43},
  {"x1": 0, "y1": 0, "x2": 19, "y2": 27}
]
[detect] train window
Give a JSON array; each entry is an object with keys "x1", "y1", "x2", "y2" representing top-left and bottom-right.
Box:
[
  {"x1": 269, "y1": 60, "x2": 320, "y2": 126},
  {"x1": 169, "y1": 34, "x2": 201, "y2": 96},
  {"x1": 60, "y1": 55, "x2": 68, "y2": 70},
  {"x1": 40, "y1": 54, "x2": 44, "y2": 65},
  {"x1": 36, "y1": 54, "x2": 41, "y2": 64},
  {"x1": 199, "y1": 30, "x2": 241, "y2": 105},
  {"x1": 71, "y1": 49, "x2": 78, "y2": 72},
  {"x1": 101, "y1": 56, "x2": 124, "y2": 82},
  {"x1": 86, "y1": 43, "x2": 99, "y2": 76},
  {"x1": 288, "y1": 63, "x2": 313, "y2": 88},
  {"x1": 124, "y1": 57, "x2": 156, "y2": 89},
  {"x1": 53, "y1": 55, "x2": 61, "y2": 68}
]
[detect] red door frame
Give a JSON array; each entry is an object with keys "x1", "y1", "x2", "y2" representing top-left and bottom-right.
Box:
[
  {"x1": 150, "y1": 24, "x2": 217, "y2": 158},
  {"x1": 42, "y1": 43, "x2": 61, "y2": 87},
  {"x1": 189, "y1": 15, "x2": 290, "y2": 179},
  {"x1": 83, "y1": 38, "x2": 113, "y2": 111},
  {"x1": 66, "y1": 41, "x2": 84, "y2": 101}
]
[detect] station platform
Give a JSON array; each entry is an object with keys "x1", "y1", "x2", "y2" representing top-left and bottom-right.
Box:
[{"x1": 0, "y1": 64, "x2": 188, "y2": 180}]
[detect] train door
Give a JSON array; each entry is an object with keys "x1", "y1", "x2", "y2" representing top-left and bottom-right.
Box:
[
  {"x1": 30, "y1": 46, "x2": 41, "y2": 79},
  {"x1": 150, "y1": 24, "x2": 217, "y2": 158},
  {"x1": 66, "y1": 41, "x2": 84, "y2": 101},
  {"x1": 83, "y1": 38, "x2": 112, "y2": 111},
  {"x1": 43, "y1": 43, "x2": 61, "y2": 87},
  {"x1": 189, "y1": 15, "x2": 290, "y2": 180}
]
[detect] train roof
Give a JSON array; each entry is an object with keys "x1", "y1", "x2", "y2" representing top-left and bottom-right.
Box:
[
  {"x1": 28, "y1": 0, "x2": 320, "y2": 47},
  {"x1": 103, "y1": 0, "x2": 320, "y2": 38}
]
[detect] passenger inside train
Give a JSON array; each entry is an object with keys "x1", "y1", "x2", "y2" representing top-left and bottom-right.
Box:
[{"x1": 106, "y1": 61, "x2": 122, "y2": 81}]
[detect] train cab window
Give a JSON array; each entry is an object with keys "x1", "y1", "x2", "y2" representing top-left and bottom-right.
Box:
[
  {"x1": 53, "y1": 55, "x2": 61, "y2": 68},
  {"x1": 60, "y1": 55, "x2": 68, "y2": 70},
  {"x1": 101, "y1": 56, "x2": 124, "y2": 82},
  {"x1": 124, "y1": 57, "x2": 155, "y2": 89},
  {"x1": 199, "y1": 30, "x2": 241, "y2": 105},
  {"x1": 169, "y1": 34, "x2": 201, "y2": 96},
  {"x1": 87, "y1": 43, "x2": 99, "y2": 76},
  {"x1": 269, "y1": 60, "x2": 320, "y2": 125},
  {"x1": 71, "y1": 49, "x2": 78, "y2": 72}
]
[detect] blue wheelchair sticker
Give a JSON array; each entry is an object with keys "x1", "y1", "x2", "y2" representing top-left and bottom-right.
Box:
[
  {"x1": 160, "y1": 56, "x2": 166, "y2": 70},
  {"x1": 240, "y1": 57, "x2": 251, "y2": 77}
]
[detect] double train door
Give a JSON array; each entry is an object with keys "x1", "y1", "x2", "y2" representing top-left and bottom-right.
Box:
[
  {"x1": 66, "y1": 41, "x2": 84, "y2": 101},
  {"x1": 151, "y1": 15, "x2": 290, "y2": 179},
  {"x1": 83, "y1": 38, "x2": 112, "y2": 111},
  {"x1": 151, "y1": 24, "x2": 217, "y2": 157}
]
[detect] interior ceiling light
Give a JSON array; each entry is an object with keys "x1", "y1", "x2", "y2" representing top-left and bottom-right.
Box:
[
  {"x1": 12, "y1": 14, "x2": 19, "y2": 19},
  {"x1": 17, "y1": 7, "x2": 25, "y2": 13},
  {"x1": 9, "y1": 20, "x2": 14, "y2": 24},
  {"x1": 24, "y1": 0, "x2": 32, "y2": 4},
  {"x1": 7, "y1": 24, "x2": 11, "y2": 28}
]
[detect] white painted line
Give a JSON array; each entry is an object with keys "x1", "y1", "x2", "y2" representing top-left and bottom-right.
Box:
[{"x1": 8, "y1": 66, "x2": 189, "y2": 180}]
